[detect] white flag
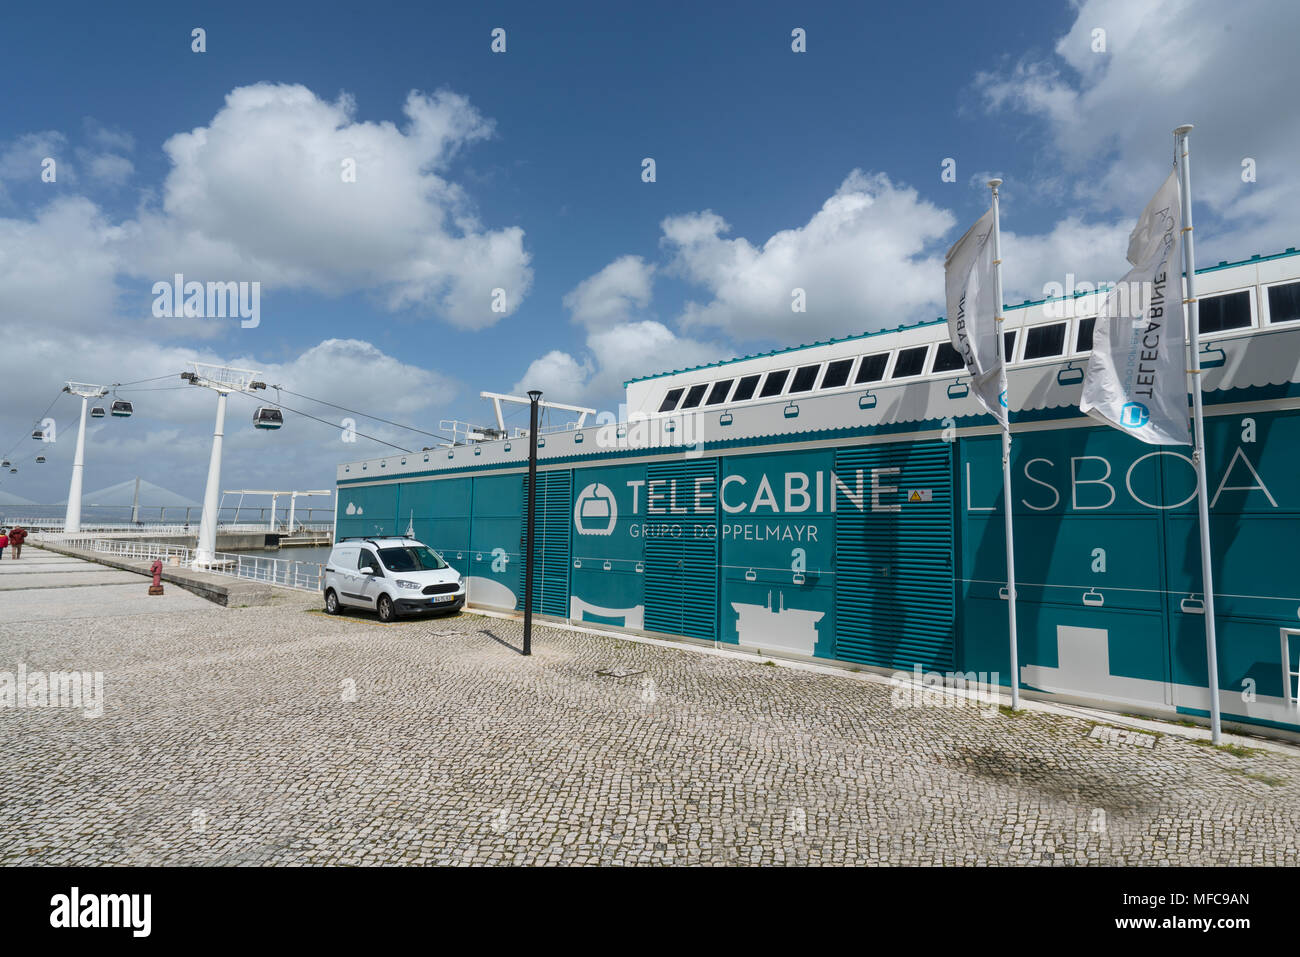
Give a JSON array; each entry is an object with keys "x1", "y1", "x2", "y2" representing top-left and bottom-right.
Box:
[
  {"x1": 944, "y1": 207, "x2": 1005, "y2": 425},
  {"x1": 1080, "y1": 169, "x2": 1190, "y2": 444}
]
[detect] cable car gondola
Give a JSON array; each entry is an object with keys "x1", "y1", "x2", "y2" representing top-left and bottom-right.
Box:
[
  {"x1": 0, "y1": 459, "x2": 8, "y2": 467},
  {"x1": 90, "y1": 406, "x2": 106, "y2": 418},
  {"x1": 35, "y1": 455, "x2": 46, "y2": 464},
  {"x1": 253, "y1": 407, "x2": 284, "y2": 430},
  {"x1": 31, "y1": 429, "x2": 43, "y2": 440},
  {"x1": 7, "y1": 468, "x2": 15, "y2": 474},
  {"x1": 110, "y1": 399, "x2": 133, "y2": 418}
]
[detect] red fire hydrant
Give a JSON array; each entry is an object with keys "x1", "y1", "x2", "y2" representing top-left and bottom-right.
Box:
[{"x1": 148, "y1": 559, "x2": 164, "y2": 596}]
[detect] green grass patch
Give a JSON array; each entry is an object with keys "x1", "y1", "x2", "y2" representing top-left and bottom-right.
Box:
[
  {"x1": 1226, "y1": 769, "x2": 1286, "y2": 787},
  {"x1": 1192, "y1": 739, "x2": 1263, "y2": 758}
]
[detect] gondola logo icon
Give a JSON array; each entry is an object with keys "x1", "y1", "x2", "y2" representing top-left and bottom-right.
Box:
[
  {"x1": 1120, "y1": 402, "x2": 1149, "y2": 429},
  {"x1": 574, "y1": 483, "x2": 617, "y2": 536}
]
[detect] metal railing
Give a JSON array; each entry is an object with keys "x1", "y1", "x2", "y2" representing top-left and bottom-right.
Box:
[
  {"x1": 87, "y1": 540, "x2": 192, "y2": 562},
  {"x1": 33, "y1": 525, "x2": 198, "y2": 541},
  {"x1": 80, "y1": 539, "x2": 325, "y2": 593},
  {"x1": 30, "y1": 522, "x2": 335, "y2": 543},
  {"x1": 1, "y1": 504, "x2": 335, "y2": 528},
  {"x1": 39, "y1": 534, "x2": 129, "y2": 550},
  {"x1": 211, "y1": 551, "x2": 326, "y2": 591}
]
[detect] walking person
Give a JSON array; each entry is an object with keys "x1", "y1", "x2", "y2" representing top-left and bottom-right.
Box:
[
  {"x1": 8, "y1": 524, "x2": 25, "y2": 558},
  {"x1": 0, "y1": 529, "x2": 8, "y2": 561}
]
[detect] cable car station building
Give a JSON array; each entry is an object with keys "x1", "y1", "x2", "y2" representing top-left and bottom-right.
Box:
[{"x1": 337, "y1": 249, "x2": 1300, "y2": 738}]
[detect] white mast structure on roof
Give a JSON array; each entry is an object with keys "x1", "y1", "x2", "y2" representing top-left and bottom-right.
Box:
[{"x1": 479, "y1": 391, "x2": 595, "y2": 436}]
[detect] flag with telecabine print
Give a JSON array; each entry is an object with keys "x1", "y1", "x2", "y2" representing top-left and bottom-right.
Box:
[
  {"x1": 943, "y1": 206, "x2": 1006, "y2": 426},
  {"x1": 1080, "y1": 168, "x2": 1191, "y2": 445}
]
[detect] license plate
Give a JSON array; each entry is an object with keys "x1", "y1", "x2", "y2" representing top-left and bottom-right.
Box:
[{"x1": 431, "y1": 594, "x2": 455, "y2": 603}]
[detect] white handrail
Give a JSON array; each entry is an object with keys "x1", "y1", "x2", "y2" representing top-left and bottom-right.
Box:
[{"x1": 71, "y1": 539, "x2": 325, "y2": 593}]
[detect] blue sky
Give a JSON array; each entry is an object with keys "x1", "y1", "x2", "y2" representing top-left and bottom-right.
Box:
[{"x1": 0, "y1": 0, "x2": 1293, "y2": 504}]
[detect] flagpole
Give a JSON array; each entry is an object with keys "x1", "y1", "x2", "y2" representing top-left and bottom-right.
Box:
[
  {"x1": 1173, "y1": 124, "x2": 1223, "y2": 744},
  {"x1": 988, "y1": 178, "x2": 1020, "y2": 710}
]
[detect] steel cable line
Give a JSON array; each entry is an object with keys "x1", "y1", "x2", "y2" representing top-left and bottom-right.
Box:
[
  {"x1": 272, "y1": 387, "x2": 454, "y2": 444},
  {"x1": 110, "y1": 374, "x2": 179, "y2": 388},
  {"x1": 6, "y1": 371, "x2": 461, "y2": 476},
  {"x1": 114, "y1": 385, "x2": 194, "y2": 393},
  {"x1": 114, "y1": 380, "x2": 442, "y2": 448},
  {"x1": 227, "y1": 389, "x2": 414, "y2": 453},
  {"x1": 0, "y1": 408, "x2": 85, "y2": 480},
  {"x1": 1, "y1": 388, "x2": 66, "y2": 461},
  {"x1": 2, "y1": 374, "x2": 172, "y2": 462}
]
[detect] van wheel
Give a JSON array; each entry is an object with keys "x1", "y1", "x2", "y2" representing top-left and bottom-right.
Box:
[
  {"x1": 324, "y1": 589, "x2": 340, "y2": 615},
  {"x1": 377, "y1": 594, "x2": 395, "y2": 623}
]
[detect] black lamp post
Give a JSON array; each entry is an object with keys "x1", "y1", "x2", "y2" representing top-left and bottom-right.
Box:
[{"x1": 522, "y1": 389, "x2": 542, "y2": 656}]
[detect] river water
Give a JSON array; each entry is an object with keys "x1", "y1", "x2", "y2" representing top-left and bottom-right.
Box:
[{"x1": 263, "y1": 544, "x2": 334, "y2": 566}]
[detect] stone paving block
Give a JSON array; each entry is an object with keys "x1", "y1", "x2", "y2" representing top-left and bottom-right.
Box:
[{"x1": 0, "y1": 561, "x2": 1297, "y2": 866}]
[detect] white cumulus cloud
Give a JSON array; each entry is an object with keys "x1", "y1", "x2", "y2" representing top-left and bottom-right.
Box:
[
  {"x1": 562, "y1": 254, "x2": 655, "y2": 328},
  {"x1": 976, "y1": 0, "x2": 1300, "y2": 263},
  {"x1": 119, "y1": 83, "x2": 531, "y2": 328},
  {"x1": 514, "y1": 255, "x2": 720, "y2": 408},
  {"x1": 662, "y1": 170, "x2": 956, "y2": 339}
]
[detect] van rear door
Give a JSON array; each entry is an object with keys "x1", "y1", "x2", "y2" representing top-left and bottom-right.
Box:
[{"x1": 330, "y1": 545, "x2": 361, "y2": 605}]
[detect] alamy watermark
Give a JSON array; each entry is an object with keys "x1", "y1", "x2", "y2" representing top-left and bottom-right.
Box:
[
  {"x1": 0, "y1": 664, "x2": 104, "y2": 719},
  {"x1": 1040, "y1": 274, "x2": 1153, "y2": 320},
  {"x1": 889, "y1": 666, "x2": 1001, "y2": 718},
  {"x1": 592, "y1": 405, "x2": 703, "y2": 458},
  {"x1": 50, "y1": 887, "x2": 150, "y2": 937},
  {"x1": 151, "y1": 274, "x2": 260, "y2": 328}
]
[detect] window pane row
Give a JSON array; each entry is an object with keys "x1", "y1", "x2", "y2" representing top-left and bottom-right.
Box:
[{"x1": 656, "y1": 283, "x2": 1278, "y2": 411}]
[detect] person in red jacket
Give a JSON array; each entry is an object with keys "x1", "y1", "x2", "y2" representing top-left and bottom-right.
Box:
[
  {"x1": 8, "y1": 525, "x2": 25, "y2": 558},
  {"x1": 0, "y1": 530, "x2": 8, "y2": 560}
]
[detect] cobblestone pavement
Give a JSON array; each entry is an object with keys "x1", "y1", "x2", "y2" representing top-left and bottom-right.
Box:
[{"x1": 2, "y1": 546, "x2": 1298, "y2": 866}]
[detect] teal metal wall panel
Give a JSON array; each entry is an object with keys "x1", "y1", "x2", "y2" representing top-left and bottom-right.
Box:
[
  {"x1": 1163, "y1": 410, "x2": 1299, "y2": 624},
  {"x1": 643, "y1": 458, "x2": 719, "y2": 640},
  {"x1": 834, "y1": 440, "x2": 955, "y2": 670},
  {"x1": 334, "y1": 401, "x2": 1300, "y2": 735},
  {"x1": 398, "y1": 477, "x2": 472, "y2": 555},
  {"x1": 569, "y1": 464, "x2": 647, "y2": 629},
  {"x1": 960, "y1": 427, "x2": 1172, "y2": 699},
  {"x1": 522, "y1": 470, "x2": 573, "y2": 617},
  {"x1": 1164, "y1": 409, "x2": 1300, "y2": 701},
  {"x1": 1170, "y1": 614, "x2": 1291, "y2": 702},
  {"x1": 958, "y1": 412, "x2": 1300, "y2": 731},
  {"x1": 468, "y1": 473, "x2": 523, "y2": 609},
  {"x1": 335, "y1": 483, "x2": 400, "y2": 540},
  {"x1": 718, "y1": 448, "x2": 835, "y2": 658}
]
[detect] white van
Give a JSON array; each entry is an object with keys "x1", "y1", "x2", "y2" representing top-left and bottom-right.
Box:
[{"x1": 323, "y1": 537, "x2": 465, "y2": 622}]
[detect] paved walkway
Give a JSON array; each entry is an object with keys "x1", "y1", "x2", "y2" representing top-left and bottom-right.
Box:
[
  {"x1": 1, "y1": 545, "x2": 1298, "y2": 865},
  {"x1": 0, "y1": 545, "x2": 215, "y2": 622}
]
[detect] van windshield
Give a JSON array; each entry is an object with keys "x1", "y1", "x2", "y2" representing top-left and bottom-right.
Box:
[{"x1": 378, "y1": 546, "x2": 447, "y2": 572}]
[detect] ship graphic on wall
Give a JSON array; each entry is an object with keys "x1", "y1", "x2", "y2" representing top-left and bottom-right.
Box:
[{"x1": 731, "y1": 590, "x2": 825, "y2": 657}]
